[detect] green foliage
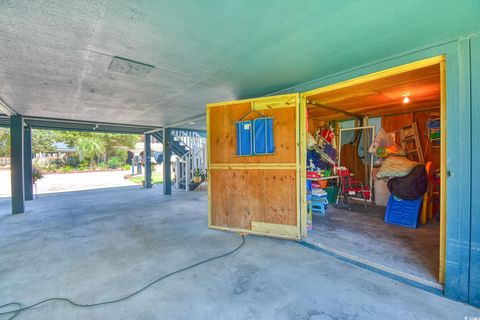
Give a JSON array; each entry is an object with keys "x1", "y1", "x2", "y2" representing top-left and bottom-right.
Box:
[
  {"x1": 107, "y1": 156, "x2": 122, "y2": 169},
  {"x1": 61, "y1": 165, "x2": 73, "y2": 173},
  {"x1": 75, "y1": 136, "x2": 106, "y2": 165},
  {"x1": 64, "y1": 155, "x2": 80, "y2": 167},
  {"x1": 56, "y1": 131, "x2": 137, "y2": 166},
  {"x1": 127, "y1": 172, "x2": 164, "y2": 185},
  {"x1": 122, "y1": 164, "x2": 131, "y2": 171},
  {"x1": 0, "y1": 128, "x2": 57, "y2": 157},
  {"x1": 115, "y1": 148, "x2": 128, "y2": 163},
  {"x1": 43, "y1": 163, "x2": 58, "y2": 172},
  {"x1": 193, "y1": 168, "x2": 202, "y2": 177},
  {"x1": 0, "y1": 128, "x2": 10, "y2": 157},
  {"x1": 52, "y1": 157, "x2": 65, "y2": 168},
  {"x1": 32, "y1": 130, "x2": 58, "y2": 154},
  {"x1": 101, "y1": 134, "x2": 137, "y2": 160},
  {"x1": 0, "y1": 128, "x2": 139, "y2": 171},
  {"x1": 79, "y1": 161, "x2": 89, "y2": 170},
  {"x1": 97, "y1": 162, "x2": 108, "y2": 170},
  {"x1": 32, "y1": 165, "x2": 44, "y2": 182}
]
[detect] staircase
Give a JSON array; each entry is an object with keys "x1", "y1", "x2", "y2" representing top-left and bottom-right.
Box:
[
  {"x1": 172, "y1": 130, "x2": 207, "y2": 191},
  {"x1": 151, "y1": 129, "x2": 207, "y2": 191},
  {"x1": 151, "y1": 131, "x2": 189, "y2": 158}
]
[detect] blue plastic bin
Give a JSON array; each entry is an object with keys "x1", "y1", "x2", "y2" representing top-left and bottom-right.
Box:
[{"x1": 384, "y1": 195, "x2": 423, "y2": 228}]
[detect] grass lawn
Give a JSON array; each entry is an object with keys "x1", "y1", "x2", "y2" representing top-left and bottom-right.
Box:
[{"x1": 127, "y1": 172, "x2": 163, "y2": 185}]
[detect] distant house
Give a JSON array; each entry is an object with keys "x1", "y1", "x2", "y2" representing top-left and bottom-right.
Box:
[
  {"x1": 53, "y1": 142, "x2": 76, "y2": 154},
  {"x1": 35, "y1": 142, "x2": 76, "y2": 158}
]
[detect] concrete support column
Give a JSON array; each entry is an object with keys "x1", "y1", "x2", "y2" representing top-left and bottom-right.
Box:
[
  {"x1": 185, "y1": 152, "x2": 190, "y2": 192},
  {"x1": 144, "y1": 133, "x2": 152, "y2": 188},
  {"x1": 10, "y1": 115, "x2": 24, "y2": 214},
  {"x1": 175, "y1": 157, "x2": 180, "y2": 189},
  {"x1": 24, "y1": 125, "x2": 33, "y2": 200},
  {"x1": 163, "y1": 128, "x2": 172, "y2": 195}
]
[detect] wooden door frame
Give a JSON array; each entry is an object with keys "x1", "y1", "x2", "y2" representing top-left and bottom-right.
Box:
[{"x1": 300, "y1": 55, "x2": 447, "y2": 283}]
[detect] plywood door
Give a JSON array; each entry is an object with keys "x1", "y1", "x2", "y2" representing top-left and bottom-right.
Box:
[{"x1": 207, "y1": 94, "x2": 302, "y2": 239}]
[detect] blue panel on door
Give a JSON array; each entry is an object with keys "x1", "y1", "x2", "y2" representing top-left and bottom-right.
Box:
[
  {"x1": 253, "y1": 117, "x2": 274, "y2": 155},
  {"x1": 236, "y1": 120, "x2": 253, "y2": 156}
]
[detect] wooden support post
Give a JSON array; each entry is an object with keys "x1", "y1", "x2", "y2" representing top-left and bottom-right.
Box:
[
  {"x1": 144, "y1": 133, "x2": 152, "y2": 188},
  {"x1": 10, "y1": 115, "x2": 25, "y2": 214},
  {"x1": 163, "y1": 128, "x2": 172, "y2": 195},
  {"x1": 24, "y1": 125, "x2": 33, "y2": 200}
]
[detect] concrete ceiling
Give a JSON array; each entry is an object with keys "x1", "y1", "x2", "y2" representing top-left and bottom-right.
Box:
[{"x1": 0, "y1": 1, "x2": 479, "y2": 128}]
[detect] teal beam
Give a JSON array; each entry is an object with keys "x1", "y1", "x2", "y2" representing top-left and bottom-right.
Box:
[
  {"x1": 24, "y1": 125, "x2": 33, "y2": 201},
  {"x1": 144, "y1": 133, "x2": 152, "y2": 188},
  {"x1": 469, "y1": 34, "x2": 480, "y2": 307},
  {"x1": 10, "y1": 115, "x2": 24, "y2": 214},
  {"x1": 163, "y1": 128, "x2": 172, "y2": 195}
]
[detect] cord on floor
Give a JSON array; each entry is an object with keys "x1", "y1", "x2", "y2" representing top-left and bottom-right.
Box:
[{"x1": 0, "y1": 234, "x2": 246, "y2": 320}]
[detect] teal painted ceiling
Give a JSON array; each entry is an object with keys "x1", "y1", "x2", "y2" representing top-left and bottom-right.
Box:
[{"x1": 0, "y1": 0, "x2": 479, "y2": 127}]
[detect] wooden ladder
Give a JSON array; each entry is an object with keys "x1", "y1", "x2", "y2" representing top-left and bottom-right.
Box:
[{"x1": 399, "y1": 123, "x2": 424, "y2": 164}]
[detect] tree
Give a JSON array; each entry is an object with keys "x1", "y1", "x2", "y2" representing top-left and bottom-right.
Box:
[
  {"x1": 0, "y1": 128, "x2": 57, "y2": 157},
  {"x1": 32, "y1": 129, "x2": 57, "y2": 154},
  {"x1": 75, "y1": 136, "x2": 106, "y2": 166},
  {"x1": 0, "y1": 128, "x2": 139, "y2": 166},
  {"x1": 100, "y1": 133, "x2": 137, "y2": 161},
  {"x1": 57, "y1": 131, "x2": 138, "y2": 163},
  {"x1": 0, "y1": 128, "x2": 10, "y2": 157}
]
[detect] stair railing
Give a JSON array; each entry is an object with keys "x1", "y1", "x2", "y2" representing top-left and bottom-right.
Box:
[{"x1": 172, "y1": 130, "x2": 207, "y2": 191}]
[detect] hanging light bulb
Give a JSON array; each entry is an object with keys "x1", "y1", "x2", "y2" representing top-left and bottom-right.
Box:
[{"x1": 402, "y1": 93, "x2": 411, "y2": 104}]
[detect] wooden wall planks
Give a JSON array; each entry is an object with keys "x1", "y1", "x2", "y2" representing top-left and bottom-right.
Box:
[
  {"x1": 382, "y1": 113, "x2": 414, "y2": 142},
  {"x1": 209, "y1": 103, "x2": 296, "y2": 164},
  {"x1": 210, "y1": 169, "x2": 297, "y2": 229},
  {"x1": 208, "y1": 94, "x2": 299, "y2": 238},
  {"x1": 381, "y1": 110, "x2": 440, "y2": 167}
]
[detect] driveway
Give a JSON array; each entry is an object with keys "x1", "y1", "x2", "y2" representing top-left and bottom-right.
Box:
[{"x1": 0, "y1": 170, "x2": 136, "y2": 197}]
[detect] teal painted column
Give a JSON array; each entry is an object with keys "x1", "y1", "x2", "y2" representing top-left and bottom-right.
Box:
[
  {"x1": 469, "y1": 34, "x2": 480, "y2": 307},
  {"x1": 163, "y1": 128, "x2": 172, "y2": 195},
  {"x1": 24, "y1": 125, "x2": 33, "y2": 200},
  {"x1": 144, "y1": 133, "x2": 152, "y2": 188},
  {"x1": 10, "y1": 115, "x2": 24, "y2": 214},
  {"x1": 443, "y1": 39, "x2": 472, "y2": 304}
]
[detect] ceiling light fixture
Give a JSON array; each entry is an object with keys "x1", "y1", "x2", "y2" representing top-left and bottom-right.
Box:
[{"x1": 402, "y1": 93, "x2": 411, "y2": 104}]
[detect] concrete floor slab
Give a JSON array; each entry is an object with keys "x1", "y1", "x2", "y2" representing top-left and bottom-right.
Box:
[
  {"x1": 0, "y1": 187, "x2": 478, "y2": 319},
  {"x1": 306, "y1": 205, "x2": 439, "y2": 284}
]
